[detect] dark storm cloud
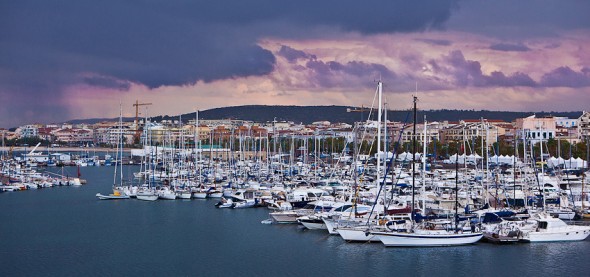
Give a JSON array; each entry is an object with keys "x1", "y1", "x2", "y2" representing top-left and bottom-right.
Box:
[
  {"x1": 0, "y1": 0, "x2": 459, "y2": 126},
  {"x1": 448, "y1": 0, "x2": 590, "y2": 38},
  {"x1": 489, "y1": 43, "x2": 531, "y2": 52},
  {"x1": 277, "y1": 46, "x2": 317, "y2": 63},
  {"x1": 540, "y1": 66, "x2": 590, "y2": 88},
  {"x1": 439, "y1": 50, "x2": 537, "y2": 87},
  {"x1": 1, "y1": 0, "x2": 458, "y2": 89},
  {"x1": 83, "y1": 75, "x2": 131, "y2": 91},
  {"x1": 305, "y1": 60, "x2": 396, "y2": 88},
  {"x1": 415, "y1": 38, "x2": 453, "y2": 46}
]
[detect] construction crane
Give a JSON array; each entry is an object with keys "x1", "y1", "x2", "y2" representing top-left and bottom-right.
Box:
[
  {"x1": 347, "y1": 105, "x2": 370, "y2": 121},
  {"x1": 132, "y1": 100, "x2": 152, "y2": 143}
]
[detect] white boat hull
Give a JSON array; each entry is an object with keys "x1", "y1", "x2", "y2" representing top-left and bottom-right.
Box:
[
  {"x1": 177, "y1": 192, "x2": 192, "y2": 199},
  {"x1": 337, "y1": 227, "x2": 381, "y2": 242},
  {"x1": 207, "y1": 192, "x2": 223, "y2": 198},
  {"x1": 323, "y1": 218, "x2": 339, "y2": 235},
  {"x1": 522, "y1": 226, "x2": 590, "y2": 242},
  {"x1": 96, "y1": 193, "x2": 130, "y2": 200},
  {"x1": 193, "y1": 192, "x2": 208, "y2": 199},
  {"x1": 136, "y1": 194, "x2": 158, "y2": 201},
  {"x1": 372, "y1": 231, "x2": 483, "y2": 247},
  {"x1": 158, "y1": 193, "x2": 176, "y2": 200},
  {"x1": 269, "y1": 212, "x2": 299, "y2": 223},
  {"x1": 300, "y1": 221, "x2": 326, "y2": 230},
  {"x1": 233, "y1": 200, "x2": 256, "y2": 209}
]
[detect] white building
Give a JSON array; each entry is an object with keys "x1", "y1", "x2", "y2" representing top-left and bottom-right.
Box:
[
  {"x1": 555, "y1": 117, "x2": 577, "y2": 128},
  {"x1": 17, "y1": 125, "x2": 39, "y2": 138},
  {"x1": 577, "y1": 111, "x2": 590, "y2": 141}
]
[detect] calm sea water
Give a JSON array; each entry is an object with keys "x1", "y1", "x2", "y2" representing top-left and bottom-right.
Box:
[{"x1": 2, "y1": 166, "x2": 590, "y2": 276}]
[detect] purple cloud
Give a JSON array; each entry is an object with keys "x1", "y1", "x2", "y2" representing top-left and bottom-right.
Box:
[
  {"x1": 540, "y1": 66, "x2": 590, "y2": 87},
  {"x1": 304, "y1": 60, "x2": 396, "y2": 88},
  {"x1": 277, "y1": 45, "x2": 316, "y2": 63},
  {"x1": 442, "y1": 50, "x2": 486, "y2": 86},
  {"x1": 415, "y1": 38, "x2": 452, "y2": 46},
  {"x1": 437, "y1": 50, "x2": 537, "y2": 87},
  {"x1": 83, "y1": 75, "x2": 131, "y2": 91},
  {"x1": 486, "y1": 71, "x2": 537, "y2": 87},
  {"x1": 489, "y1": 43, "x2": 530, "y2": 52}
]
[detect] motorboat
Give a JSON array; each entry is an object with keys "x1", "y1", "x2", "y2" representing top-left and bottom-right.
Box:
[
  {"x1": 157, "y1": 187, "x2": 176, "y2": 200},
  {"x1": 215, "y1": 197, "x2": 234, "y2": 208},
  {"x1": 519, "y1": 212, "x2": 590, "y2": 242},
  {"x1": 266, "y1": 200, "x2": 293, "y2": 211},
  {"x1": 297, "y1": 215, "x2": 326, "y2": 230},
  {"x1": 96, "y1": 190, "x2": 130, "y2": 200},
  {"x1": 233, "y1": 199, "x2": 256, "y2": 209}
]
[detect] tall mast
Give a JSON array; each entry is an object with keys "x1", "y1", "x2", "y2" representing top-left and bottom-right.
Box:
[
  {"x1": 376, "y1": 81, "x2": 382, "y2": 186},
  {"x1": 540, "y1": 125, "x2": 546, "y2": 210},
  {"x1": 411, "y1": 95, "x2": 417, "y2": 222},
  {"x1": 455, "y1": 145, "x2": 459, "y2": 231},
  {"x1": 422, "y1": 115, "x2": 427, "y2": 211},
  {"x1": 119, "y1": 102, "x2": 123, "y2": 186},
  {"x1": 513, "y1": 130, "x2": 517, "y2": 207}
]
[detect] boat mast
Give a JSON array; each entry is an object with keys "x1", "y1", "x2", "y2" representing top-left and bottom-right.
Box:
[
  {"x1": 455, "y1": 146, "x2": 459, "y2": 231},
  {"x1": 376, "y1": 81, "x2": 382, "y2": 188},
  {"x1": 539, "y1": 123, "x2": 546, "y2": 210},
  {"x1": 411, "y1": 95, "x2": 417, "y2": 222},
  {"x1": 422, "y1": 115, "x2": 427, "y2": 211},
  {"x1": 513, "y1": 131, "x2": 517, "y2": 207},
  {"x1": 383, "y1": 100, "x2": 388, "y2": 215}
]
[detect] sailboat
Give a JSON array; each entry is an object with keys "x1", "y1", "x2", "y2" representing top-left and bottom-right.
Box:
[
  {"x1": 191, "y1": 119, "x2": 209, "y2": 199},
  {"x1": 136, "y1": 116, "x2": 158, "y2": 202},
  {"x1": 370, "y1": 94, "x2": 483, "y2": 247},
  {"x1": 96, "y1": 103, "x2": 130, "y2": 200}
]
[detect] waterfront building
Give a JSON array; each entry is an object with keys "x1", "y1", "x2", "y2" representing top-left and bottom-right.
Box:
[
  {"x1": 51, "y1": 128, "x2": 94, "y2": 145},
  {"x1": 37, "y1": 127, "x2": 57, "y2": 142},
  {"x1": 555, "y1": 116, "x2": 577, "y2": 128},
  {"x1": 439, "y1": 120, "x2": 501, "y2": 146},
  {"x1": 514, "y1": 115, "x2": 556, "y2": 144},
  {"x1": 577, "y1": 111, "x2": 590, "y2": 141},
  {"x1": 16, "y1": 124, "x2": 40, "y2": 138}
]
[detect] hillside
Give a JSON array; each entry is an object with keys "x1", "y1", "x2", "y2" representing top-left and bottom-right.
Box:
[
  {"x1": 69, "y1": 105, "x2": 583, "y2": 125},
  {"x1": 152, "y1": 105, "x2": 583, "y2": 125}
]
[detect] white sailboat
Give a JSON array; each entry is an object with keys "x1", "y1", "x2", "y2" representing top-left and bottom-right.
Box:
[
  {"x1": 136, "y1": 120, "x2": 158, "y2": 202},
  {"x1": 96, "y1": 103, "x2": 130, "y2": 200},
  {"x1": 370, "y1": 92, "x2": 483, "y2": 247},
  {"x1": 371, "y1": 219, "x2": 483, "y2": 247},
  {"x1": 136, "y1": 188, "x2": 158, "y2": 201}
]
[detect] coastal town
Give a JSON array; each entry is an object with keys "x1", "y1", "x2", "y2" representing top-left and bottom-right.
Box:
[{"x1": 2, "y1": 108, "x2": 589, "y2": 159}]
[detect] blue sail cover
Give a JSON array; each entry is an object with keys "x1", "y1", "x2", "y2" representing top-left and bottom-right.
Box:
[{"x1": 482, "y1": 211, "x2": 516, "y2": 223}]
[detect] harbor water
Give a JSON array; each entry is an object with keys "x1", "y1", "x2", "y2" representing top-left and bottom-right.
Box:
[{"x1": 2, "y1": 166, "x2": 590, "y2": 276}]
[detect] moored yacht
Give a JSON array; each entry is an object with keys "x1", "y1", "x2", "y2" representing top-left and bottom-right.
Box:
[
  {"x1": 520, "y1": 212, "x2": 590, "y2": 242},
  {"x1": 96, "y1": 189, "x2": 130, "y2": 200},
  {"x1": 370, "y1": 220, "x2": 483, "y2": 247}
]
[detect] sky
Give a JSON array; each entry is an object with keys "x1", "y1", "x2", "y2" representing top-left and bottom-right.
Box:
[{"x1": 1, "y1": 0, "x2": 590, "y2": 128}]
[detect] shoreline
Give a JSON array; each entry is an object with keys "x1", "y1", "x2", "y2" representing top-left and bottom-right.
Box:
[
  {"x1": 0, "y1": 147, "x2": 268, "y2": 159},
  {"x1": 0, "y1": 146, "x2": 133, "y2": 153}
]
